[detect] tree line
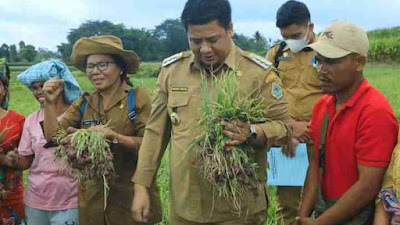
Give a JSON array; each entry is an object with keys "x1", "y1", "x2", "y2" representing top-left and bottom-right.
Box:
[
  {"x1": 0, "y1": 41, "x2": 58, "y2": 63},
  {"x1": 0, "y1": 19, "x2": 272, "y2": 63}
]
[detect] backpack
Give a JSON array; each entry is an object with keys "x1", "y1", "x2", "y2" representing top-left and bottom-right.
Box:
[{"x1": 274, "y1": 41, "x2": 287, "y2": 69}]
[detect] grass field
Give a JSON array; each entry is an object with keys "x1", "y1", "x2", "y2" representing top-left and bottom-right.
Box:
[{"x1": 8, "y1": 63, "x2": 400, "y2": 225}]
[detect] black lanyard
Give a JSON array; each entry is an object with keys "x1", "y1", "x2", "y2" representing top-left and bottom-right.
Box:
[{"x1": 319, "y1": 112, "x2": 329, "y2": 175}]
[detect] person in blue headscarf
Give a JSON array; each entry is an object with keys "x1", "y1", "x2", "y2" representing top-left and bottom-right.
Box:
[{"x1": 6, "y1": 59, "x2": 82, "y2": 225}]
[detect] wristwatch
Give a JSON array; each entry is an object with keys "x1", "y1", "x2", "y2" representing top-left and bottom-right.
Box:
[
  {"x1": 112, "y1": 134, "x2": 120, "y2": 144},
  {"x1": 246, "y1": 124, "x2": 258, "y2": 144}
]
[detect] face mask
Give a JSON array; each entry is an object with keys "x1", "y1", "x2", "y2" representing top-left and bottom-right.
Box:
[{"x1": 285, "y1": 26, "x2": 310, "y2": 53}]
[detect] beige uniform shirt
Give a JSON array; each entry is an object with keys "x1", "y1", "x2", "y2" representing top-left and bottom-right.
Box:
[
  {"x1": 266, "y1": 43, "x2": 322, "y2": 121},
  {"x1": 59, "y1": 82, "x2": 162, "y2": 225},
  {"x1": 133, "y1": 45, "x2": 292, "y2": 222},
  {"x1": 380, "y1": 133, "x2": 400, "y2": 199}
]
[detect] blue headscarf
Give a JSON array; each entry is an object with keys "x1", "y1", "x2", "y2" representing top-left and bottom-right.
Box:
[{"x1": 17, "y1": 59, "x2": 82, "y2": 104}]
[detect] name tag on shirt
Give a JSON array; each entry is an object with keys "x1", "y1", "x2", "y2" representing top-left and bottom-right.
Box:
[
  {"x1": 171, "y1": 87, "x2": 188, "y2": 92},
  {"x1": 277, "y1": 56, "x2": 293, "y2": 61},
  {"x1": 82, "y1": 120, "x2": 101, "y2": 126}
]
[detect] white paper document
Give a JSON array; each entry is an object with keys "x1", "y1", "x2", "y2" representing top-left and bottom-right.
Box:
[{"x1": 267, "y1": 143, "x2": 309, "y2": 186}]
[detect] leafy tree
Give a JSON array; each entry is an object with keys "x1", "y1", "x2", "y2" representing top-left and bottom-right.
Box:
[
  {"x1": 57, "y1": 43, "x2": 73, "y2": 62},
  {"x1": 0, "y1": 44, "x2": 10, "y2": 62},
  {"x1": 9, "y1": 45, "x2": 20, "y2": 62},
  {"x1": 18, "y1": 41, "x2": 26, "y2": 51},
  {"x1": 67, "y1": 20, "x2": 126, "y2": 45},
  {"x1": 20, "y1": 45, "x2": 38, "y2": 62},
  {"x1": 153, "y1": 19, "x2": 189, "y2": 58},
  {"x1": 233, "y1": 31, "x2": 270, "y2": 56},
  {"x1": 57, "y1": 19, "x2": 188, "y2": 62},
  {"x1": 35, "y1": 48, "x2": 59, "y2": 62},
  {"x1": 57, "y1": 20, "x2": 126, "y2": 62},
  {"x1": 56, "y1": 19, "x2": 270, "y2": 62},
  {"x1": 251, "y1": 31, "x2": 269, "y2": 56},
  {"x1": 120, "y1": 28, "x2": 159, "y2": 61}
]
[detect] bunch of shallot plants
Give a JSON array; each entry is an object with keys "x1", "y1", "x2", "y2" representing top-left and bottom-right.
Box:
[
  {"x1": 189, "y1": 70, "x2": 266, "y2": 214},
  {"x1": 53, "y1": 126, "x2": 114, "y2": 208}
]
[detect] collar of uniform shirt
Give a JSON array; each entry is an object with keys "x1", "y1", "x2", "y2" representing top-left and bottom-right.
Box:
[
  {"x1": 84, "y1": 82, "x2": 131, "y2": 114},
  {"x1": 190, "y1": 42, "x2": 238, "y2": 73}
]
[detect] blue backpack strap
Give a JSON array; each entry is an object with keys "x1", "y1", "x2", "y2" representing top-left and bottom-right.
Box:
[
  {"x1": 79, "y1": 97, "x2": 88, "y2": 118},
  {"x1": 78, "y1": 96, "x2": 88, "y2": 127},
  {"x1": 128, "y1": 88, "x2": 137, "y2": 121},
  {"x1": 77, "y1": 95, "x2": 102, "y2": 127},
  {"x1": 274, "y1": 41, "x2": 287, "y2": 69}
]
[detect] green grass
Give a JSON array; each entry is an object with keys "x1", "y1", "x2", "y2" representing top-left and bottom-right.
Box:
[
  {"x1": 8, "y1": 63, "x2": 400, "y2": 225},
  {"x1": 364, "y1": 64, "x2": 400, "y2": 117}
]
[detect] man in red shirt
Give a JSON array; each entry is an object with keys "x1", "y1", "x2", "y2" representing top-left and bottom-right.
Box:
[{"x1": 296, "y1": 21, "x2": 399, "y2": 225}]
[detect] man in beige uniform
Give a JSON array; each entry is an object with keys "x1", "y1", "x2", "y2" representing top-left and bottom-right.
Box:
[
  {"x1": 132, "y1": 0, "x2": 293, "y2": 224},
  {"x1": 266, "y1": 1, "x2": 322, "y2": 224}
]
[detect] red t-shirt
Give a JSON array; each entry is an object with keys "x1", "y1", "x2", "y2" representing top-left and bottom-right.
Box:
[
  {"x1": 309, "y1": 79, "x2": 398, "y2": 200},
  {"x1": 0, "y1": 110, "x2": 25, "y2": 222}
]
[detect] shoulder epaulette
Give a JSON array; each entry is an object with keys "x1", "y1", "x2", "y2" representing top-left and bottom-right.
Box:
[
  {"x1": 244, "y1": 52, "x2": 272, "y2": 70},
  {"x1": 162, "y1": 51, "x2": 191, "y2": 67}
]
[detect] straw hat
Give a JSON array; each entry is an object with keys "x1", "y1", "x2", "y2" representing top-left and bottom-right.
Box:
[{"x1": 71, "y1": 35, "x2": 140, "y2": 74}]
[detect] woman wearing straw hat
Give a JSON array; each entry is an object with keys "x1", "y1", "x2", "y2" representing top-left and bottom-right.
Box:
[
  {"x1": 5, "y1": 59, "x2": 83, "y2": 225},
  {"x1": 41, "y1": 36, "x2": 162, "y2": 225}
]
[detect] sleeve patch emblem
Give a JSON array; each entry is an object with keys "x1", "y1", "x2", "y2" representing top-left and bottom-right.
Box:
[{"x1": 271, "y1": 82, "x2": 283, "y2": 100}]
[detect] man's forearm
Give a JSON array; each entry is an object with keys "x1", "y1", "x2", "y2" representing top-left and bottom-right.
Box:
[
  {"x1": 298, "y1": 143, "x2": 318, "y2": 217},
  {"x1": 315, "y1": 179, "x2": 381, "y2": 225},
  {"x1": 253, "y1": 124, "x2": 267, "y2": 147},
  {"x1": 298, "y1": 164, "x2": 318, "y2": 217}
]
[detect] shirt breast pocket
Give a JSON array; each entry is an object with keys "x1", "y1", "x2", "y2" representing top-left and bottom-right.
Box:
[
  {"x1": 277, "y1": 62, "x2": 297, "y2": 87},
  {"x1": 168, "y1": 92, "x2": 200, "y2": 131},
  {"x1": 305, "y1": 67, "x2": 321, "y2": 88}
]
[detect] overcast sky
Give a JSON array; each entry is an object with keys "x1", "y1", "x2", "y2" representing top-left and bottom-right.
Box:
[{"x1": 1, "y1": 0, "x2": 399, "y2": 51}]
